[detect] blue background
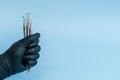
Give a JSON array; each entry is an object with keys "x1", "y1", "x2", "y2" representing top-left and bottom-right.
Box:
[{"x1": 0, "y1": 0, "x2": 120, "y2": 80}]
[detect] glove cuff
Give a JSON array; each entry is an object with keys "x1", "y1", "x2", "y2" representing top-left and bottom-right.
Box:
[{"x1": 0, "y1": 54, "x2": 10, "y2": 80}]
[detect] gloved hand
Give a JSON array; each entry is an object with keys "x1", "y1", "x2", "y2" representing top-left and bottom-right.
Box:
[{"x1": 0, "y1": 33, "x2": 41, "y2": 80}]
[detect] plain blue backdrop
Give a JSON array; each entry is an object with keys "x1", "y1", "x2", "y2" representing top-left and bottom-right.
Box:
[{"x1": 0, "y1": 0, "x2": 120, "y2": 80}]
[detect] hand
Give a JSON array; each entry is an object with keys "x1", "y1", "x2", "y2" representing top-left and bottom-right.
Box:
[{"x1": 0, "y1": 33, "x2": 41, "y2": 79}]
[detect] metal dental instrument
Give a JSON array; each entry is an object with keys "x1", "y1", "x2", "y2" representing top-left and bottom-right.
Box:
[{"x1": 23, "y1": 13, "x2": 32, "y2": 73}]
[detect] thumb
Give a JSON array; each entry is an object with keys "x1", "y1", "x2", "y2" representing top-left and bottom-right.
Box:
[{"x1": 20, "y1": 33, "x2": 40, "y2": 47}]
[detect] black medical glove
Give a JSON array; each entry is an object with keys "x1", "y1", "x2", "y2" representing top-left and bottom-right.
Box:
[{"x1": 0, "y1": 33, "x2": 41, "y2": 80}]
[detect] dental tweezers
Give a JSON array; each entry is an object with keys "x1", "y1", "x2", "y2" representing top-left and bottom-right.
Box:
[{"x1": 23, "y1": 13, "x2": 32, "y2": 73}]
